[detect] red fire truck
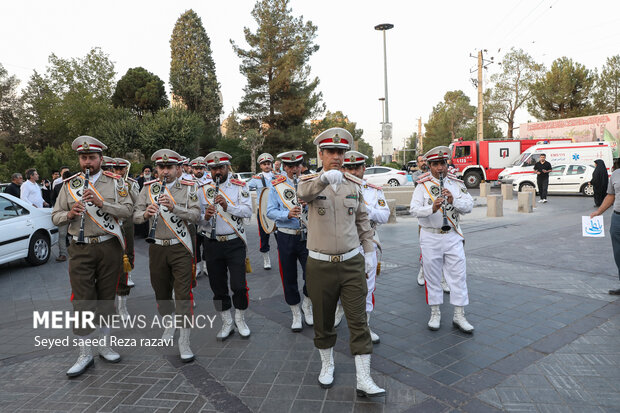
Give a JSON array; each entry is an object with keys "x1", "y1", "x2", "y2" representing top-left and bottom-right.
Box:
[{"x1": 450, "y1": 138, "x2": 571, "y2": 188}]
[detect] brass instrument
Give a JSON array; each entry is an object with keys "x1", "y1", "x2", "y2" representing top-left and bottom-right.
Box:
[
  {"x1": 439, "y1": 172, "x2": 451, "y2": 232},
  {"x1": 293, "y1": 174, "x2": 307, "y2": 241},
  {"x1": 146, "y1": 179, "x2": 166, "y2": 244},
  {"x1": 210, "y1": 177, "x2": 221, "y2": 239},
  {"x1": 75, "y1": 168, "x2": 90, "y2": 244}
]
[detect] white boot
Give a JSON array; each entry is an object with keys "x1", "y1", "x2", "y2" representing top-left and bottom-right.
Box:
[
  {"x1": 178, "y1": 328, "x2": 194, "y2": 362},
  {"x1": 367, "y1": 312, "x2": 380, "y2": 344},
  {"x1": 235, "y1": 309, "x2": 251, "y2": 338},
  {"x1": 262, "y1": 252, "x2": 271, "y2": 270},
  {"x1": 66, "y1": 344, "x2": 94, "y2": 377},
  {"x1": 301, "y1": 296, "x2": 313, "y2": 326},
  {"x1": 428, "y1": 305, "x2": 441, "y2": 331},
  {"x1": 453, "y1": 306, "x2": 474, "y2": 333},
  {"x1": 355, "y1": 354, "x2": 386, "y2": 397},
  {"x1": 290, "y1": 304, "x2": 303, "y2": 332},
  {"x1": 334, "y1": 302, "x2": 345, "y2": 328},
  {"x1": 318, "y1": 348, "x2": 335, "y2": 388},
  {"x1": 126, "y1": 272, "x2": 135, "y2": 287},
  {"x1": 216, "y1": 310, "x2": 235, "y2": 341},
  {"x1": 116, "y1": 295, "x2": 130, "y2": 322},
  {"x1": 441, "y1": 276, "x2": 450, "y2": 293},
  {"x1": 98, "y1": 329, "x2": 120, "y2": 363},
  {"x1": 162, "y1": 314, "x2": 176, "y2": 342},
  {"x1": 417, "y1": 266, "x2": 425, "y2": 286}
]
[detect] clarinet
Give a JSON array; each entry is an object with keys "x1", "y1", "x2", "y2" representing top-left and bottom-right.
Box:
[
  {"x1": 293, "y1": 174, "x2": 307, "y2": 241},
  {"x1": 439, "y1": 172, "x2": 451, "y2": 232},
  {"x1": 146, "y1": 179, "x2": 166, "y2": 244},
  {"x1": 210, "y1": 177, "x2": 221, "y2": 239},
  {"x1": 75, "y1": 168, "x2": 90, "y2": 244}
]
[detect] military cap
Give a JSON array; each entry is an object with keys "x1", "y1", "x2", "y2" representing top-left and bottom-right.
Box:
[
  {"x1": 102, "y1": 156, "x2": 117, "y2": 167},
  {"x1": 181, "y1": 156, "x2": 190, "y2": 165},
  {"x1": 257, "y1": 153, "x2": 274, "y2": 164},
  {"x1": 424, "y1": 146, "x2": 451, "y2": 163},
  {"x1": 114, "y1": 158, "x2": 130, "y2": 168},
  {"x1": 343, "y1": 150, "x2": 368, "y2": 166},
  {"x1": 71, "y1": 135, "x2": 107, "y2": 153},
  {"x1": 189, "y1": 157, "x2": 205, "y2": 167},
  {"x1": 151, "y1": 149, "x2": 182, "y2": 165},
  {"x1": 277, "y1": 150, "x2": 306, "y2": 164},
  {"x1": 204, "y1": 151, "x2": 232, "y2": 168},
  {"x1": 313, "y1": 127, "x2": 352, "y2": 149}
]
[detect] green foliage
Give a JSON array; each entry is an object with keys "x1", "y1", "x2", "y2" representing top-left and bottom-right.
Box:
[
  {"x1": 528, "y1": 57, "x2": 595, "y2": 120},
  {"x1": 140, "y1": 108, "x2": 206, "y2": 158},
  {"x1": 34, "y1": 143, "x2": 79, "y2": 179},
  {"x1": 384, "y1": 161, "x2": 402, "y2": 170},
  {"x1": 593, "y1": 55, "x2": 620, "y2": 113},
  {"x1": 170, "y1": 9, "x2": 222, "y2": 127},
  {"x1": 6, "y1": 144, "x2": 34, "y2": 178},
  {"x1": 217, "y1": 137, "x2": 251, "y2": 172},
  {"x1": 0, "y1": 63, "x2": 20, "y2": 144},
  {"x1": 112, "y1": 67, "x2": 169, "y2": 116},
  {"x1": 91, "y1": 107, "x2": 143, "y2": 157},
  {"x1": 424, "y1": 90, "x2": 475, "y2": 151}
]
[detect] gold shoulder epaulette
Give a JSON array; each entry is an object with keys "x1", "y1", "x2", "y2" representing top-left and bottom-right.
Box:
[
  {"x1": 252, "y1": 175, "x2": 262, "y2": 179},
  {"x1": 366, "y1": 182, "x2": 382, "y2": 190},
  {"x1": 103, "y1": 170, "x2": 121, "y2": 179},
  {"x1": 272, "y1": 175, "x2": 287, "y2": 185},
  {"x1": 447, "y1": 174, "x2": 463, "y2": 183},
  {"x1": 230, "y1": 178, "x2": 245, "y2": 186},
  {"x1": 126, "y1": 177, "x2": 137, "y2": 183},
  {"x1": 63, "y1": 172, "x2": 80, "y2": 182},
  {"x1": 300, "y1": 173, "x2": 319, "y2": 181},
  {"x1": 344, "y1": 172, "x2": 364, "y2": 185},
  {"x1": 144, "y1": 179, "x2": 159, "y2": 186},
  {"x1": 180, "y1": 180, "x2": 196, "y2": 186},
  {"x1": 417, "y1": 175, "x2": 432, "y2": 184}
]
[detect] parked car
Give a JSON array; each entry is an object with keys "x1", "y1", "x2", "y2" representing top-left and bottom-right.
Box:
[
  {"x1": 363, "y1": 166, "x2": 408, "y2": 187},
  {"x1": 505, "y1": 163, "x2": 595, "y2": 196},
  {"x1": 0, "y1": 193, "x2": 59, "y2": 266},
  {"x1": 233, "y1": 172, "x2": 254, "y2": 183}
]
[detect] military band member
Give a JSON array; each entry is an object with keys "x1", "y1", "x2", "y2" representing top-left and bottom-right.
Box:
[
  {"x1": 113, "y1": 158, "x2": 139, "y2": 320},
  {"x1": 134, "y1": 149, "x2": 201, "y2": 362},
  {"x1": 342, "y1": 151, "x2": 389, "y2": 344},
  {"x1": 101, "y1": 156, "x2": 116, "y2": 171},
  {"x1": 298, "y1": 128, "x2": 385, "y2": 397},
  {"x1": 190, "y1": 157, "x2": 210, "y2": 278},
  {"x1": 201, "y1": 151, "x2": 253, "y2": 340},
  {"x1": 410, "y1": 146, "x2": 474, "y2": 333},
  {"x1": 248, "y1": 153, "x2": 276, "y2": 270},
  {"x1": 52, "y1": 136, "x2": 133, "y2": 377},
  {"x1": 266, "y1": 150, "x2": 313, "y2": 332},
  {"x1": 181, "y1": 157, "x2": 193, "y2": 180}
]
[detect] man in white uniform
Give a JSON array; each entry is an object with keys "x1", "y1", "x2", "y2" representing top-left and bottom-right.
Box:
[{"x1": 409, "y1": 146, "x2": 475, "y2": 333}]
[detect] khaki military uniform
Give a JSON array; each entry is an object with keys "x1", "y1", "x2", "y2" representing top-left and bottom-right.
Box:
[
  {"x1": 297, "y1": 171, "x2": 375, "y2": 355},
  {"x1": 117, "y1": 177, "x2": 140, "y2": 296},
  {"x1": 134, "y1": 178, "x2": 200, "y2": 326},
  {"x1": 52, "y1": 170, "x2": 133, "y2": 336}
]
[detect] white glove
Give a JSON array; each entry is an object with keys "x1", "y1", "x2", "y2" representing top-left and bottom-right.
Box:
[
  {"x1": 364, "y1": 251, "x2": 374, "y2": 275},
  {"x1": 320, "y1": 169, "x2": 344, "y2": 185}
]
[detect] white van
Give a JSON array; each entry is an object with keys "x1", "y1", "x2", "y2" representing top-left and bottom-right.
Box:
[{"x1": 498, "y1": 141, "x2": 613, "y2": 195}]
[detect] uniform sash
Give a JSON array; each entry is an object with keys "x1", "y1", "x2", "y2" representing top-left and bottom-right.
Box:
[
  {"x1": 421, "y1": 180, "x2": 464, "y2": 238},
  {"x1": 148, "y1": 182, "x2": 194, "y2": 255},
  {"x1": 273, "y1": 179, "x2": 308, "y2": 225},
  {"x1": 203, "y1": 183, "x2": 248, "y2": 246}
]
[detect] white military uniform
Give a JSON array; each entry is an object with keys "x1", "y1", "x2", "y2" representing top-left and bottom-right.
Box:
[{"x1": 410, "y1": 173, "x2": 473, "y2": 306}]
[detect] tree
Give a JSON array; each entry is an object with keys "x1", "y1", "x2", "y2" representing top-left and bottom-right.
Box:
[
  {"x1": 0, "y1": 63, "x2": 20, "y2": 144},
  {"x1": 139, "y1": 108, "x2": 206, "y2": 158},
  {"x1": 232, "y1": 0, "x2": 324, "y2": 154},
  {"x1": 112, "y1": 67, "x2": 168, "y2": 117},
  {"x1": 424, "y1": 90, "x2": 475, "y2": 150},
  {"x1": 528, "y1": 57, "x2": 595, "y2": 120},
  {"x1": 169, "y1": 9, "x2": 222, "y2": 130},
  {"x1": 222, "y1": 109, "x2": 245, "y2": 140},
  {"x1": 488, "y1": 48, "x2": 543, "y2": 138},
  {"x1": 239, "y1": 129, "x2": 265, "y2": 173},
  {"x1": 91, "y1": 107, "x2": 143, "y2": 158},
  {"x1": 593, "y1": 55, "x2": 620, "y2": 113}
]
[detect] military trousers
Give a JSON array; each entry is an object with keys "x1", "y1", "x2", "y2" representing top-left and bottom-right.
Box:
[
  {"x1": 257, "y1": 216, "x2": 271, "y2": 253},
  {"x1": 117, "y1": 218, "x2": 134, "y2": 297},
  {"x1": 68, "y1": 238, "x2": 123, "y2": 336},
  {"x1": 148, "y1": 243, "x2": 194, "y2": 326},
  {"x1": 306, "y1": 253, "x2": 372, "y2": 355},
  {"x1": 205, "y1": 237, "x2": 248, "y2": 311},
  {"x1": 275, "y1": 232, "x2": 308, "y2": 305}
]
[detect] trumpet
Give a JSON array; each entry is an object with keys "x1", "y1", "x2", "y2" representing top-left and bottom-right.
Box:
[
  {"x1": 439, "y1": 172, "x2": 451, "y2": 232},
  {"x1": 146, "y1": 179, "x2": 166, "y2": 244},
  {"x1": 293, "y1": 174, "x2": 307, "y2": 241},
  {"x1": 75, "y1": 168, "x2": 90, "y2": 244},
  {"x1": 210, "y1": 177, "x2": 221, "y2": 239}
]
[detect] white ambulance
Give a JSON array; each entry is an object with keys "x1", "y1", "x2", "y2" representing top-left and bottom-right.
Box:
[{"x1": 498, "y1": 141, "x2": 613, "y2": 195}]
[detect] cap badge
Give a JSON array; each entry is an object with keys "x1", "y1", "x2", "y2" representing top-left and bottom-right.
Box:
[
  {"x1": 162, "y1": 154, "x2": 169, "y2": 162},
  {"x1": 333, "y1": 134, "x2": 341, "y2": 144},
  {"x1": 214, "y1": 156, "x2": 220, "y2": 163},
  {"x1": 82, "y1": 141, "x2": 89, "y2": 150}
]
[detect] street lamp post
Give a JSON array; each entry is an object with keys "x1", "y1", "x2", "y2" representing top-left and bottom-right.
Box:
[{"x1": 375, "y1": 23, "x2": 394, "y2": 164}]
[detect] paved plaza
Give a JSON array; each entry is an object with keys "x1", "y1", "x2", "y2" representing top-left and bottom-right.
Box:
[{"x1": 0, "y1": 188, "x2": 618, "y2": 412}]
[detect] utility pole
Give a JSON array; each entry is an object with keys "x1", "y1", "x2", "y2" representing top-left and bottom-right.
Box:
[
  {"x1": 375, "y1": 23, "x2": 394, "y2": 163},
  {"x1": 417, "y1": 117, "x2": 422, "y2": 155},
  {"x1": 470, "y1": 50, "x2": 494, "y2": 143}
]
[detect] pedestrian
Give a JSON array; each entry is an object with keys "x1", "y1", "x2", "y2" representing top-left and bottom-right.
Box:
[
  {"x1": 590, "y1": 166, "x2": 620, "y2": 295},
  {"x1": 51, "y1": 166, "x2": 70, "y2": 206},
  {"x1": 591, "y1": 159, "x2": 609, "y2": 207},
  {"x1": 201, "y1": 151, "x2": 253, "y2": 340},
  {"x1": 534, "y1": 153, "x2": 552, "y2": 203},
  {"x1": 54, "y1": 170, "x2": 72, "y2": 262},
  {"x1": 21, "y1": 169, "x2": 48, "y2": 208},
  {"x1": 274, "y1": 160, "x2": 282, "y2": 175},
  {"x1": 52, "y1": 135, "x2": 133, "y2": 377},
  {"x1": 342, "y1": 150, "x2": 390, "y2": 344},
  {"x1": 134, "y1": 149, "x2": 201, "y2": 362},
  {"x1": 190, "y1": 157, "x2": 210, "y2": 278},
  {"x1": 137, "y1": 165, "x2": 153, "y2": 190},
  {"x1": 5, "y1": 173, "x2": 23, "y2": 198},
  {"x1": 248, "y1": 153, "x2": 277, "y2": 270},
  {"x1": 298, "y1": 127, "x2": 385, "y2": 397},
  {"x1": 410, "y1": 146, "x2": 474, "y2": 333},
  {"x1": 266, "y1": 150, "x2": 313, "y2": 332}
]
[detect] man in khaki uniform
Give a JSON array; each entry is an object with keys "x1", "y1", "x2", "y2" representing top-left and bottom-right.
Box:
[
  {"x1": 52, "y1": 136, "x2": 133, "y2": 377},
  {"x1": 134, "y1": 149, "x2": 201, "y2": 362},
  {"x1": 297, "y1": 128, "x2": 385, "y2": 397},
  {"x1": 114, "y1": 158, "x2": 140, "y2": 320}
]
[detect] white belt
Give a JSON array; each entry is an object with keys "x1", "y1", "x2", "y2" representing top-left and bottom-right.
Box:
[
  {"x1": 309, "y1": 248, "x2": 359, "y2": 263},
  {"x1": 152, "y1": 238, "x2": 181, "y2": 246},
  {"x1": 421, "y1": 227, "x2": 452, "y2": 234},
  {"x1": 277, "y1": 227, "x2": 305, "y2": 236},
  {"x1": 207, "y1": 233, "x2": 239, "y2": 242},
  {"x1": 72, "y1": 234, "x2": 115, "y2": 244}
]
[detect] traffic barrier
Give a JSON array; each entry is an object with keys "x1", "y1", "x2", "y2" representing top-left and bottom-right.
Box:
[
  {"x1": 487, "y1": 195, "x2": 503, "y2": 217},
  {"x1": 522, "y1": 187, "x2": 537, "y2": 209},
  {"x1": 386, "y1": 199, "x2": 397, "y2": 223},
  {"x1": 480, "y1": 182, "x2": 491, "y2": 197},
  {"x1": 501, "y1": 184, "x2": 513, "y2": 200},
  {"x1": 518, "y1": 191, "x2": 533, "y2": 213}
]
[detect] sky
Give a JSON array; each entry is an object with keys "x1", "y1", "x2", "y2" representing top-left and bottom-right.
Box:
[{"x1": 2, "y1": 0, "x2": 619, "y2": 156}]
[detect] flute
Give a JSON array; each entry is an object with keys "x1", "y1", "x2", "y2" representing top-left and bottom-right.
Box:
[
  {"x1": 210, "y1": 177, "x2": 221, "y2": 239},
  {"x1": 146, "y1": 179, "x2": 166, "y2": 244},
  {"x1": 75, "y1": 168, "x2": 90, "y2": 244},
  {"x1": 439, "y1": 172, "x2": 451, "y2": 232}
]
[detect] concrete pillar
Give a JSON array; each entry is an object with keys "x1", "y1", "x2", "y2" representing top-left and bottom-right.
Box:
[
  {"x1": 386, "y1": 199, "x2": 397, "y2": 223},
  {"x1": 486, "y1": 195, "x2": 503, "y2": 217},
  {"x1": 523, "y1": 187, "x2": 537, "y2": 209},
  {"x1": 479, "y1": 182, "x2": 491, "y2": 197},
  {"x1": 518, "y1": 191, "x2": 533, "y2": 213},
  {"x1": 501, "y1": 184, "x2": 513, "y2": 200}
]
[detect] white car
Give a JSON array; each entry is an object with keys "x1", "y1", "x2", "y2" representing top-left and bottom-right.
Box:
[
  {"x1": 233, "y1": 172, "x2": 254, "y2": 183},
  {"x1": 0, "y1": 193, "x2": 59, "y2": 266},
  {"x1": 363, "y1": 166, "x2": 408, "y2": 187},
  {"x1": 504, "y1": 163, "x2": 595, "y2": 196}
]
